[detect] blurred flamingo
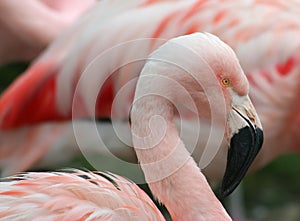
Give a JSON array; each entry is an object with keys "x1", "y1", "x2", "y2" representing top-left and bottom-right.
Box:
[
  {"x1": 0, "y1": 0, "x2": 298, "y2": 177},
  {"x1": 0, "y1": 33, "x2": 264, "y2": 220},
  {"x1": 0, "y1": 0, "x2": 96, "y2": 66}
]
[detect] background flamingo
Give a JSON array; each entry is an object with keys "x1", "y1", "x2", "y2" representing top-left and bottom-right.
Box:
[
  {"x1": 0, "y1": 0, "x2": 96, "y2": 66},
  {"x1": 0, "y1": 33, "x2": 264, "y2": 220},
  {"x1": 0, "y1": 0, "x2": 298, "y2": 179}
]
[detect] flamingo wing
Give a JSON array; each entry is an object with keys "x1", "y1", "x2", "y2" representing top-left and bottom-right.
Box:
[{"x1": 0, "y1": 168, "x2": 164, "y2": 220}]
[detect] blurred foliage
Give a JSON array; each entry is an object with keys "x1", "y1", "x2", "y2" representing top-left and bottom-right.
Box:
[
  {"x1": 1, "y1": 63, "x2": 300, "y2": 221},
  {"x1": 0, "y1": 62, "x2": 28, "y2": 92},
  {"x1": 243, "y1": 154, "x2": 300, "y2": 221}
]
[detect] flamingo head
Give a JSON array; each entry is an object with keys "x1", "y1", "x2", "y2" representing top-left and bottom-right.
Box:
[
  {"x1": 168, "y1": 33, "x2": 264, "y2": 197},
  {"x1": 200, "y1": 34, "x2": 264, "y2": 197},
  {"x1": 134, "y1": 32, "x2": 264, "y2": 197}
]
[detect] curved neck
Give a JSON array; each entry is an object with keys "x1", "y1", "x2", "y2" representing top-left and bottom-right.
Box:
[{"x1": 131, "y1": 96, "x2": 231, "y2": 220}]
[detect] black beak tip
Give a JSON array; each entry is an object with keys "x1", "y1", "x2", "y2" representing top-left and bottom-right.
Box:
[
  {"x1": 220, "y1": 126, "x2": 263, "y2": 198},
  {"x1": 220, "y1": 180, "x2": 239, "y2": 199}
]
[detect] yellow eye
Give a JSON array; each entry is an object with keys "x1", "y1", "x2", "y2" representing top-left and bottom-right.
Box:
[{"x1": 221, "y1": 78, "x2": 230, "y2": 86}]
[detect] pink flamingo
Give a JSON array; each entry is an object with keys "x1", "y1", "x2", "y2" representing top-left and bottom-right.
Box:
[
  {"x1": 0, "y1": 33, "x2": 263, "y2": 220},
  {"x1": 0, "y1": 169, "x2": 166, "y2": 220},
  {"x1": 0, "y1": 0, "x2": 96, "y2": 65},
  {"x1": 1, "y1": 0, "x2": 298, "y2": 176}
]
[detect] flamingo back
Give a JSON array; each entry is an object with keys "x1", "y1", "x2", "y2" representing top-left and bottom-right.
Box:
[{"x1": 0, "y1": 169, "x2": 164, "y2": 221}]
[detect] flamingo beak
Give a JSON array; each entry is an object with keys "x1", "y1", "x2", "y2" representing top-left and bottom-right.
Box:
[{"x1": 220, "y1": 95, "x2": 264, "y2": 197}]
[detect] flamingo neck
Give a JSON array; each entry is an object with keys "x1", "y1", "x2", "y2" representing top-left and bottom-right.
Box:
[{"x1": 131, "y1": 97, "x2": 231, "y2": 221}]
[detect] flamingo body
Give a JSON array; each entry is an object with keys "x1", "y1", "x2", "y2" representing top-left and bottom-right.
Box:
[{"x1": 0, "y1": 169, "x2": 165, "y2": 221}]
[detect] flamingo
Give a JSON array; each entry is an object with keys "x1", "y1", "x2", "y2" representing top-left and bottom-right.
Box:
[
  {"x1": 0, "y1": 0, "x2": 298, "y2": 176},
  {"x1": 0, "y1": 33, "x2": 263, "y2": 220},
  {"x1": 0, "y1": 0, "x2": 96, "y2": 66},
  {"x1": 0, "y1": 169, "x2": 166, "y2": 220}
]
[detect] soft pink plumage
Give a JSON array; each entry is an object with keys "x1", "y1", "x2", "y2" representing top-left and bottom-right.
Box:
[
  {"x1": 0, "y1": 0, "x2": 298, "y2": 178},
  {"x1": 0, "y1": 169, "x2": 164, "y2": 220}
]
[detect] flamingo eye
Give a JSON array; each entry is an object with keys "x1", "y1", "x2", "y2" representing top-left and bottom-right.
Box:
[{"x1": 221, "y1": 78, "x2": 230, "y2": 86}]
